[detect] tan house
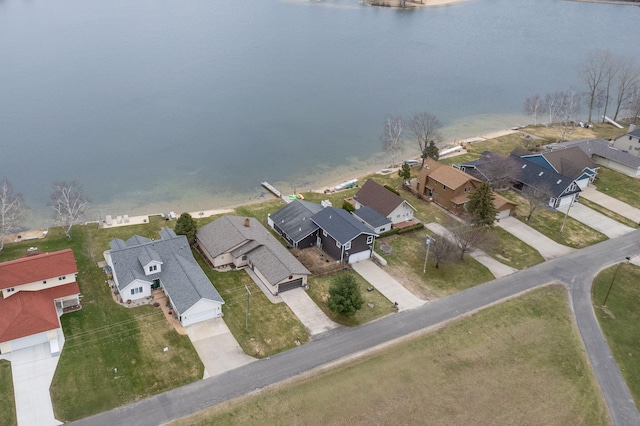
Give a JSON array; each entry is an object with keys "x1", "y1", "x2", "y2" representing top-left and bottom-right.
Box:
[{"x1": 416, "y1": 158, "x2": 482, "y2": 214}]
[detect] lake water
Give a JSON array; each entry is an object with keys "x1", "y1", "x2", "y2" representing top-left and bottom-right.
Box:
[{"x1": 0, "y1": 0, "x2": 638, "y2": 226}]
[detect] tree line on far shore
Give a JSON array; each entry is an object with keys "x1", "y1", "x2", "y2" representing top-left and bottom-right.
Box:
[{"x1": 524, "y1": 48, "x2": 640, "y2": 141}]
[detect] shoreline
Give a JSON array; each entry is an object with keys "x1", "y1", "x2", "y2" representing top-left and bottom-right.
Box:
[{"x1": 366, "y1": 0, "x2": 465, "y2": 8}]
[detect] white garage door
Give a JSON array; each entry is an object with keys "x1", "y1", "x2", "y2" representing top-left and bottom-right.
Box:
[
  {"x1": 181, "y1": 309, "x2": 217, "y2": 327},
  {"x1": 9, "y1": 332, "x2": 50, "y2": 352},
  {"x1": 557, "y1": 196, "x2": 573, "y2": 208},
  {"x1": 348, "y1": 250, "x2": 372, "y2": 264},
  {"x1": 496, "y1": 209, "x2": 511, "y2": 220}
]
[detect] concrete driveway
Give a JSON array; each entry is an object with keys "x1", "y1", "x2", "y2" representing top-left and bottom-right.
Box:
[
  {"x1": 0, "y1": 340, "x2": 63, "y2": 426},
  {"x1": 351, "y1": 259, "x2": 425, "y2": 311},
  {"x1": 557, "y1": 202, "x2": 634, "y2": 239},
  {"x1": 279, "y1": 288, "x2": 341, "y2": 336},
  {"x1": 580, "y1": 185, "x2": 640, "y2": 224},
  {"x1": 185, "y1": 318, "x2": 256, "y2": 379},
  {"x1": 426, "y1": 223, "x2": 518, "y2": 279},
  {"x1": 497, "y1": 216, "x2": 574, "y2": 260}
]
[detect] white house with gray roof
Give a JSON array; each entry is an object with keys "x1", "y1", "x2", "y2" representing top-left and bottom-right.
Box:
[
  {"x1": 104, "y1": 228, "x2": 224, "y2": 327},
  {"x1": 197, "y1": 216, "x2": 311, "y2": 295}
]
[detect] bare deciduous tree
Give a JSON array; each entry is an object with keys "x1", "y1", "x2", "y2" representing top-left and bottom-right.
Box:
[
  {"x1": 408, "y1": 112, "x2": 444, "y2": 168},
  {"x1": 430, "y1": 236, "x2": 458, "y2": 269},
  {"x1": 49, "y1": 181, "x2": 89, "y2": 240},
  {"x1": 478, "y1": 152, "x2": 515, "y2": 190},
  {"x1": 0, "y1": 178, "x2": 26, "y2": 251},
  {"x1": 581, "y1": 49, "x2": 612, "y2": 123},
  {"x1": 380, "y1": 115, "x2": 404, "y2": 167},
  {"x1": 628, "y1": 85, "x2": 640, "y2": 124},
  {"x1": 613, "y1": 59, "x2": 640, "y2": 121},
  {"x1": 521, "y1": 186, "x2": 550, "y2": 222},
  {"x1": 524, "y1": 94, "x2": 546, "y2": 125},
  {"x1": 543, "y1": 91, "x2": 564, "y2": 125},
  {"x1": 556, "y1": 90, "x2": 581, "y2": 141},
  {"x1": 449, "y1": 219, "x2": 494, "y2": 260}
]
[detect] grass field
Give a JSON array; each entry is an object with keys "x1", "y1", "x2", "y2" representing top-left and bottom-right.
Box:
[
  {"x1": 377, "y1": 232, "x2": 495, "y2": 298},
  {"x1": 593, "y1": 168, "x2": 640, "y2": 210},
  {"x1": 0, "y1": 360, "x2": 16, "y2": 426},
  {"x1": 306, "y1": 270, "x2": 396, "y2": 326},
  {"x1": 170, "y1": 285, "x2": 609, "y2": 426},
  {"x1": 500, "y1": 190, "x2": 608, "y2": 248},
  {"x1": 483, "y1": 226, "x2": 545, "y2": 269},
  {"x1": 194, "y1": 253, "x2": 309, "y2": 357},
  {"x1": 592, "y1": 262, "x2": 640, "y2": 406}
]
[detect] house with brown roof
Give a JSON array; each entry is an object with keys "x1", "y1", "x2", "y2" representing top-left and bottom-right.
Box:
[
  {"x1": 416, "y1": 158, "x2": 517, "y2": 219},
  {"x1": 0, "y1": 249, "x2": 81, "y2": 355},
  {"x1": 352, "y1": 179, "x2": 416, "y2": 226},
  {"x1": 415, "y1": 158, "x2": 482, "y2": 214}
]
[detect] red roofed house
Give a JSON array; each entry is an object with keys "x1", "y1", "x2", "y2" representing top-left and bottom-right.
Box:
[{"x1": 0, "y1": 249, "x2": 81, "y2": 355}]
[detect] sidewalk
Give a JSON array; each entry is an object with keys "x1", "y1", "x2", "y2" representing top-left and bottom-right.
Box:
[
  {"x1": 351, "y1": 260, "x2": 425, "y2": 311},
  {"x1": 426, "y1": 223, "x2": 518, "y2": 279},
  {"x1": 580, "y1": 185, "x2": 640, "y2": 224}
]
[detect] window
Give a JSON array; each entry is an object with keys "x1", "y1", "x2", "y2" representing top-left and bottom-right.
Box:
[
  {"x1": 323, "y1": 230, "x2": 327, "y2": 237},
  {"x1": 442, "y1": 184, "x2": 446, "y2": 190},
  {"x1": 344, "y1": 241, "x2": 351, "y2": 250},
  {"x1": 58, "y1": 276, "x2": 66, "y2": 280},
  {"x1": 241, "y1": 255, "x2": 247, "y2": 261},
  {"x1": 149, "y1": 265, "x2": 157, "y2": 272},
  {"x1": 367, "y1": 235, "x2": 374, "y2": 244},
  {"x1": 6, "y1": 288, "x2": 14, "y2": 293},
  {"x1": 43, "y1": 280, "x2": 47, "y2": 284},
  {"x1": 130, "y1": 287, "x2": 143, "y2": 295},
  {"x1": 336, "y1": 241, "x2": 341, "y2": 249}
]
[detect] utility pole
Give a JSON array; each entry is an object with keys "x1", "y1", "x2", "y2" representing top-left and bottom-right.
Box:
[
  {"x1": 602, "y1": 256, "x2": 631, "y2": 306},
  {"x1": 560, "y1": 197, "x2": 575, "y2": 233},
  {"x1": 423, "y1": 236, "x2": 434, "y2": 274},
  {"x1": 245, "y1": 285, "x2": 251, "y2": 331}
]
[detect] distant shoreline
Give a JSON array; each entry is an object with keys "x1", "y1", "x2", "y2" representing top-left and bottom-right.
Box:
[
  {"x1": 569, "y1": 0, "x2": 640, "y2": 5},
  {"x1": 366, "y1": 0, "x2": 464, "y2": 8}
]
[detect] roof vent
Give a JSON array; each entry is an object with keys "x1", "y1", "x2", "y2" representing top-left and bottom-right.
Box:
[
  {"x1": 556, "y1": 179, "x2": 562, "y2": 184},
  {"x1": 521, "y1": 164, "x2": 527, "y2": 169},
  {"x1": 244, "y1": 218, "x2": 250, "y2": 227},
  {"x1": 538, "y1": 171, "x2": 544, "y2": 176}
]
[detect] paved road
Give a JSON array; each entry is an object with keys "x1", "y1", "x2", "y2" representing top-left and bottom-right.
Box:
[{"x1": 71, "y1": 230, "x2": 640, "y2": 426}]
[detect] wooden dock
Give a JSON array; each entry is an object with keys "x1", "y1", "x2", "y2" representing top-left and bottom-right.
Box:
[{"x1": 261, "y1": 181, "x2": 290, "y2": 203}]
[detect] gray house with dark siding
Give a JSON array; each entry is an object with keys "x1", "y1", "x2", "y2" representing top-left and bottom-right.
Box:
[
  {"x1": 311, "y1": 207, "x2": 377, "y2": 264},
  {"x1": 268, "y1": 200, "x2": 323, "y2": 249}
]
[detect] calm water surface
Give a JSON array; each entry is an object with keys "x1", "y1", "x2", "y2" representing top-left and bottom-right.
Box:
[{"x1": 0, "y1": 0, "x2": 638, "y2": 225}]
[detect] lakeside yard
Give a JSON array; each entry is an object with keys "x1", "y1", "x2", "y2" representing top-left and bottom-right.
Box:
[{"x1": 170, "y1": 285, "x2": 609, "y2": 426}]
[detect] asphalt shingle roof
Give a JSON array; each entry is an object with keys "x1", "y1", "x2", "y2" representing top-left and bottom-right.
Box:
[
  {"x1": 521, "y1": 147, "x2": 596, "y2": 180},
  {"x1": 197, "y1": 216, "x2": 310, "y2": 285},
  {"x1": 269, "y1": 200, "x2": 323, "y2": 244},
  {"x1": 508, "y1": 154, "x2": 579, "y2": 198},
  {"x1": 352, "y1": 206, "x2": 391, "y2": 229},
  {"x1": 311, "y1": 207, "x2": 376, "y2": 245},
  {"x1": 108, "y1": 228, "x2": 223, "y2": 315},
  {"x1": 354, "y1": 179, "x2": 414, "y2": 216},
  {"x1": 549, "y1": 138, "x2": 640, "y2": 169}
]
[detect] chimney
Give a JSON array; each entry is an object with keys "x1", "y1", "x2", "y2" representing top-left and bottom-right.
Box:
[
  {"x1": 244, "y1": 218, "x2": 250, "y2": 227},
  {"x1": 630, "y1": 123, "x2": 636, "y2": 133}
]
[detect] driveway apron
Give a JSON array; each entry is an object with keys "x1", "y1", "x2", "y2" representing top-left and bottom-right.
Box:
[
  {"x1": 557, "y1": 202, "x2": 634, "y2": 239},
  {"x1": 497, "y1": 217, "x2": 574, "y2": 260},
  {"x1": 186, "y1": 318, "x2": 255, "y2": 379},
  {"x1": 279, "y1": 288, "x2": 341, "y2": 336},
  {"x1": 580, "y1": 185, "x2": 640, "y2": 224},
  {"x1": 0, "y1": 342, "x2": 63, "y2": 426},
  {"x1": 426, "y1": 223, "x2": 518, "y2": 279},
  {"x1": 351, "y1": 259, "x2": 424, "y2": 311}
]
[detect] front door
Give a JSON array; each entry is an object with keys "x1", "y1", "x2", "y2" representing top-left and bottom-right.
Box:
[{"x1": 151, "y1": 279, "x2": 161, "y2": 290}]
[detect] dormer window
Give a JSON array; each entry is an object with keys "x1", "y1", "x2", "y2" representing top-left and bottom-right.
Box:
[{"x1": 149, "y1": 265, "x2": 158, "y2": 273}]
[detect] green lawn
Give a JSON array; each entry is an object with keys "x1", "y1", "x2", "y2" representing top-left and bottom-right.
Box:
[
  {"x1": 500, "y1": 190, "x2": 607, "y2": 248},
  {"x1": 592, "y1": 262, "x2": 640, "y2": 406},
  {"x1": 0, "y1": 360, "x2": 16, "y2": 426},
  {"x1": 28, "y1": 223, "x2": 205, "y2": 422},
  {"x1": 306, "y1": 270, "x2": 396, "y2": 326},
  {"x1": 484, "y1": 226, "x2": 545, "y2": 269},
  {"x1": 194, "y1": 253, "x2": 309, "y2": 357},
  {"x1": 593, "y1": 168, "x2": 640, "y2": 210},
  {"x1": 170, "y1": 285, "x2": 608, "y2": 426},
  {"x1": 377, "y1": 232, "x2": 495, "y2": 298}
]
